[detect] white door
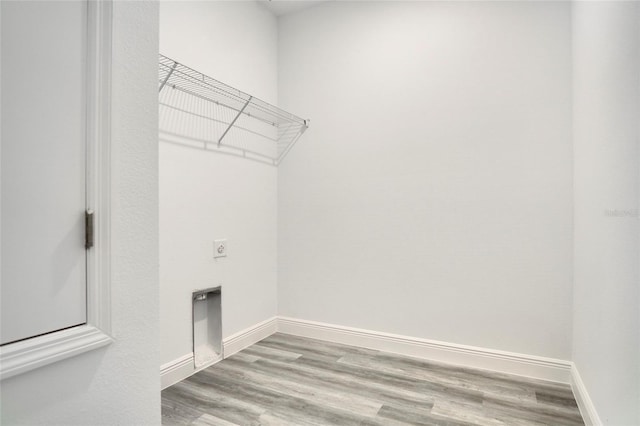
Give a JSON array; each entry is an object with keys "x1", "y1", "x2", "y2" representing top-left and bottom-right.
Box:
[{"x1": 1, "y1": 1, "x2": 88, "y2": 345}]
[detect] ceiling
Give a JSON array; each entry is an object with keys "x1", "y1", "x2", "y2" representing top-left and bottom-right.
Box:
[{"x1": 259, "y1": 0, "x2": 329, "y2": 17}]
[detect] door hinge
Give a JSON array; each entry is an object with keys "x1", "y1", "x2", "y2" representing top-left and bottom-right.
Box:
[{"x1": 85, "y1": 209, "x2": 95, "y2": 249}]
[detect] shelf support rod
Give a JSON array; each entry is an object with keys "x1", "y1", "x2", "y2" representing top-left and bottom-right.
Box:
[
  {"x1": 218, "y1": 96, "x2": 252, "y2": 147},
  {"x1": 159, "y1": 62, "x2": 177, "y2": 93}
]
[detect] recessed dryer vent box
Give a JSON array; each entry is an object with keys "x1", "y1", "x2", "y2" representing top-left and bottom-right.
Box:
[{"x1": 192, "y1": 286, "x2": 222, "y2": 369}]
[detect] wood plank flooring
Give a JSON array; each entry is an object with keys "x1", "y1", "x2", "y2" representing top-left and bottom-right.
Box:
[{"x1": 162, "y1": 333, "x2": 584, "y2": 426}]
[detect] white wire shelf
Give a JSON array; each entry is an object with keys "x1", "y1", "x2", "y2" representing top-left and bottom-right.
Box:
[{"x1": 159, "y1": 54, "x2": 309, "y2": 166}]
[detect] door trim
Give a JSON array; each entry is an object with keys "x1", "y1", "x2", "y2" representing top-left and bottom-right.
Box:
[{"x1": 0, "y1": 0, "x2": 114, "y2": 381}]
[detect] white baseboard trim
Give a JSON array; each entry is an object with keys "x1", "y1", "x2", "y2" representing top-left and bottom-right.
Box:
[
  {"x1": 223, "y1": 316, "x2": 278, "y2": 358},
  {"x1": 162, "y1": 316, "x2": 574, "y2": 390},
  {"x1": 161, "y1": 353, "x2": 194, "y2": 390},
  {"x1": 160, "y1": 316, "x2": 278, "y2": 390},
  {"x1": 571, "y1": 364, "x2": 602, "y2": 426},
  {"x1": 277, "y1": 317, "x2": 572, "y2": 383},
  {"x1": 160, "y1": 352, "x2": 224, "y2": 390}
]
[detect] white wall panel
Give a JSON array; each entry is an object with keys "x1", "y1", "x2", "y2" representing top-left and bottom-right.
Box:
[
  {"x1": 159, "y1": 1, "x2": 278, "y2": 366},
  {"x1": 572, "y1": 2, "x2": 640, "y2": 424},
  {"x1": 277, "y1": 1, "x2": 574, "y2": 359}
]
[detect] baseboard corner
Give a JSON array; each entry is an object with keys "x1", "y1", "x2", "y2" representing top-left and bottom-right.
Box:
[{"x1": 570, "y1": 363, "x2": 602, "y2": 426}]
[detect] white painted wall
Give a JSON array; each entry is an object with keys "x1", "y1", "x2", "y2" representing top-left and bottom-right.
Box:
[
  {"x1": 277, "y1": 1, "x2": 574, "y2": 359},
  {"x1": 572, "y1": 2, "x2": 640, "y2": 424},
  {"x1": 159, "y1": 1, "x2": 278, "y2": 366},
  {"x1": 0, "y1": 1, "x2": 160, "y2": 424}
]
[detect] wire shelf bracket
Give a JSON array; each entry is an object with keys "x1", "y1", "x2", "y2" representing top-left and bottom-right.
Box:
[{"x1": 158, "y1": 54, "x2": 309, "y2": 166}]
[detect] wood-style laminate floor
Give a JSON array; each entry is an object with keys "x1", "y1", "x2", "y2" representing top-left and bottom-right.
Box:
[{"x1": 162, "y1": 333, "x2": 584, "y2": 426}]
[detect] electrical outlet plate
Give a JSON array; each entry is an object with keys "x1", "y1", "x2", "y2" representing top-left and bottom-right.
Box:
[{"x1": 214, "y1": 239, "x2": 227, "y2": 258}]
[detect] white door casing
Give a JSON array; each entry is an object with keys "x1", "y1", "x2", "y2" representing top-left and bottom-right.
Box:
[{"x1": 0, "y1": 0, "x2": 113, "y2": 380}]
